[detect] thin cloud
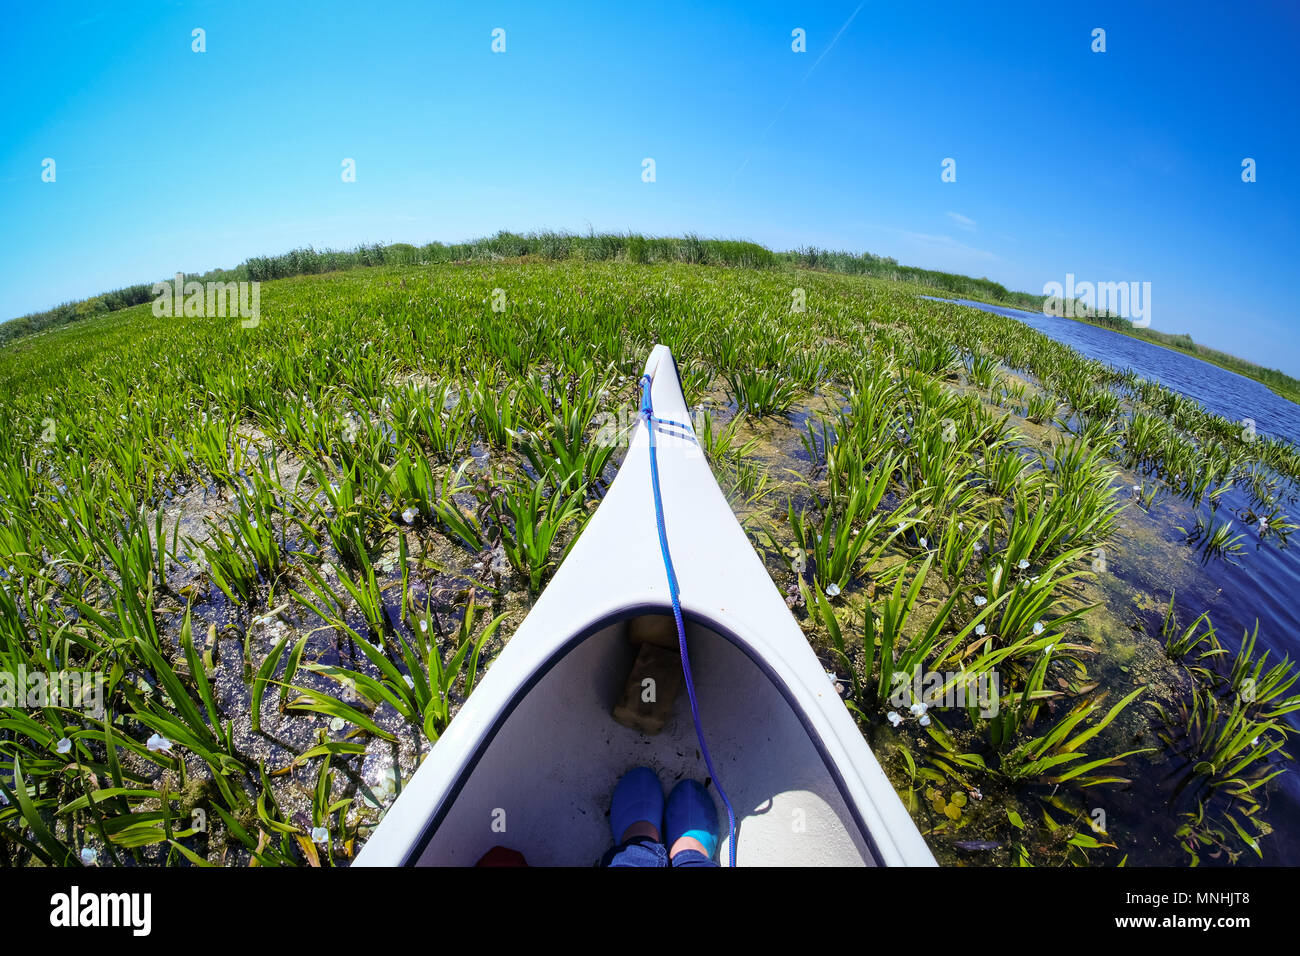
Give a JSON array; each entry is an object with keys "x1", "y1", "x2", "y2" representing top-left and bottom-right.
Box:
[
  {"x1": 855, "y1": 222, "x2": 1000, "y2": 262},
  {"x1": 946, "y1": 211, "x2": 977, "y2": 231},
  {"x1": 901, "y1": 230, "x2": 998, "y2": 261}
]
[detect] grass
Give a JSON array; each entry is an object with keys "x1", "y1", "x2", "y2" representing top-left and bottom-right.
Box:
[{"x1": 1, "y1": 246, "x2": 1298, "y2": 868}]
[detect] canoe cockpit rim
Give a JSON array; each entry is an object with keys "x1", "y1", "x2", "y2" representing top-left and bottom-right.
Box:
[{"x1": 398, "y1": 603, "x2": 887, "y2": 866}]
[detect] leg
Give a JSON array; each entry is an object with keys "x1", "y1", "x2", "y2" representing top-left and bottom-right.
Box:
[
  {"x1": 666, "y1": 780, "x2": 722, "y2": 867},
  {"x1": 601, "y1": 767, "x2": 669, "y2": 867},
  {"x1": 668, "y1": 846, "x2": 718, "y2": 868},
  {"x1": 600, "y1": 835, "x2": 671, "y2": 867}
]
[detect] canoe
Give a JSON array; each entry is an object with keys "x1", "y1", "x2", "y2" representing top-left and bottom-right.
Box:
[{"x1": 354, "y1": 345, "x2": 937, "y2": 867}]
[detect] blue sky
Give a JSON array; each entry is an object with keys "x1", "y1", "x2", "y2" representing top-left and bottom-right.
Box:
[{"x1": 2, "y1": 1, "x2": 1298, "y2": 373}]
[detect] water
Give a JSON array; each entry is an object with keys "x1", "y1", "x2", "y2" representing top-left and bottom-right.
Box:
[
  {"x1": 925, "y1": 297, "x2": 1300, "y2": 445},
  {"x1": 928, "y1": 296, "x2": 1300, "y2": 863}
]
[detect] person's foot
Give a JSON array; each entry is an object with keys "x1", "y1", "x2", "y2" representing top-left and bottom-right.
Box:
[
  {"x1": 610, "y1": 766, "x2": 664, "y2": 844},
  {"x1": 665, "y1": 779, "x2": 719, "y2": 860}
]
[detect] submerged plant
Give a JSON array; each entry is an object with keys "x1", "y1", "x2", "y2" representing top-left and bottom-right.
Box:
[
  {"x1": 725, "y1": 367, "x2": 798, "y2": 416},
  {"x1": 485, "y1": 470, "x2": 588, "y2": 592}
]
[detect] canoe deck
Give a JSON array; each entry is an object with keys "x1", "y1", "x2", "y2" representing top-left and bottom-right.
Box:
[
  {"x1": 355, "y1": 345, "x2": 934, "y2": 867},
  {"x1": 412, "y1": 614, "x2": 875, "y2": 866}
]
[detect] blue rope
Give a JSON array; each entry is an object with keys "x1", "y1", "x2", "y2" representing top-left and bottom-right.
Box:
[{"x1": 639, "y1": 373, "x2": 739, "y2": 868}]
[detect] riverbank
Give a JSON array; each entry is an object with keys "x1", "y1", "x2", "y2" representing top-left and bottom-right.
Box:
[{"x1": 1059, "y1": 314, "x2": 1300, "y2": 407}]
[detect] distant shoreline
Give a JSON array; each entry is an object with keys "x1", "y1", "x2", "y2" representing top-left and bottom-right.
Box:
[
  {"x1": 915, "y1": 291, "x2": 1300, "y2": 409},
  {"x1": 1056, "y1": 315, "x2": 1300, "y2": 408},
  {"x1": 4, "y1": 230, "x2": 1297, "y2": 406}
]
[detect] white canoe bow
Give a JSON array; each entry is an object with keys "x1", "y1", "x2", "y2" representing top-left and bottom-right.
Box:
[{"x1": 355, "y1": 345, "x2": 936, "y2": 867}]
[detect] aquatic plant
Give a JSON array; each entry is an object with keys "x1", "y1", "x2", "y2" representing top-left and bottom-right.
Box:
[
  {"x1": 725, "y1": 366, "x2": 798, "y2": 416},
  {"x1": 485, "y1": 470, "x2": 589, "y2": 592},
  {"x1": 2, "y1": 248, "x2": 1298, "y2": 868},
  {"x1": 787, "y1": 456, "x2": 901, "y2": 594}
]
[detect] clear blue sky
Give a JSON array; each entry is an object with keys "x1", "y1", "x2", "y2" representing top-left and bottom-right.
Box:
[{"x1": 2, "y1": 1, "x2": 1298, "y2": 374}]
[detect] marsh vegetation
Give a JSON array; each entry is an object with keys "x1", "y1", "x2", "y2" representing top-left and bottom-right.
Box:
[{"x1": 1, "y1": 249, "x2": 1296, "y2": 867}]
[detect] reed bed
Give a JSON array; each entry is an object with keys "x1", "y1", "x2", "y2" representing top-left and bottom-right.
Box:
[{"x1": 0, "y1": 255, "x2": 1297, "y2": 867}]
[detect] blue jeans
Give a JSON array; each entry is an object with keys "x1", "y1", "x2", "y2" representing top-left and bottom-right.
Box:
[{"x1": 600, "y1": 835, "x2": 718, "y2": 867}]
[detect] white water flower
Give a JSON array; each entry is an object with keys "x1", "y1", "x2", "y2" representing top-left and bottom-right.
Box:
[
  {"x1": 886, "y1": 711, "x2": 903, "y2": 727},
  {"x1": 1033, "y1": 621, "x2": 1045, "y2": 635},
  {"x1": 1017, "y1": 559, "x2": 1029, "y2": 570},
  {"x1": 402, "y1": 507, "x2": 417, "y2": 525},
  {"x1": 146, "y1": 733, "x2": 173, "y2": 754},
  {"x1": 918, "y1": 537, "x2": 928, "y2": 548},
  {"x1": 974, "y1": 595, "x2": 988, "y2": 607},
  {"x1": 419, "y1": 619, "x2": 429, "y2": 633},
  {"x1": 909, "y1": 701, "x2": 928, "y2": 717},
  {"x1": 975, "y1": 623, "x2": 986, "y2": 636},
  {"x1": 80, "y1": 847, "x2": 98, "y2": 865},
  {"x1": 825, "y1": 583, "x2": 841, "y2": 598},
  {"x1": 919, "y1": 714, "x2": 932, "y2": 727},
  {"x1": 311, "y1": 827, "x2": 329, "y2": 844},
  {"x1": 973, "y1": 541, "x2": 983, "y2": 552},
  {"x1": 329, "y1": 717, "x2": 346, "y2": 732},
  {"x1": 56, "y1": 737, "x2": 72, "y2": 755},
  {"x1": 1044, "y1": 643, "x2": 1054, "y2": 655},
  {"x1": 363, "y1": 765, "x2": 401, "y2": 809}
]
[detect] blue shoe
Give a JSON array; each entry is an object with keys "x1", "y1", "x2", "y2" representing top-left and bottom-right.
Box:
[
  {"x1": 665, "y1": 779, "x2": 718, "y2": 859},
  {"x1": 610, "y1": 767, "x2": 664, "y2": 844}
]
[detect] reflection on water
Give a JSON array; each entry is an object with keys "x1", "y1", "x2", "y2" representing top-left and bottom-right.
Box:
[{"x1": 928, "y1": 296, "x2": 1300, "y2": 864}]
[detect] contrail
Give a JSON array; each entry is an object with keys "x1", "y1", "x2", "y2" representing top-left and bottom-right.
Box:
[
  {"x1": 804, "y1": 1, "x2": 865, "y2": 82},
  {"x1": 730, "y1": 2, "x2": 867, "y2": 185}
]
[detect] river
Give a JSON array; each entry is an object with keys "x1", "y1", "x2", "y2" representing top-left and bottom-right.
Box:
[{"x1": 928, "y1": 296, "x2": 1300, "y2": 864}]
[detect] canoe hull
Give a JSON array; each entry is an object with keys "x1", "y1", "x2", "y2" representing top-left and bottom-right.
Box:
[{"x1": 355, "y1": 346, "x2": 936, "y2": 866}]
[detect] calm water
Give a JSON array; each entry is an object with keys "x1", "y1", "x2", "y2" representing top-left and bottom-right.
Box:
[
  {"x1": 929, "y1": 296, "x2": 1300, "y2": 864},
  {"x1": 928, "y1": 297, "x2": 1300, "y2": 446}
]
